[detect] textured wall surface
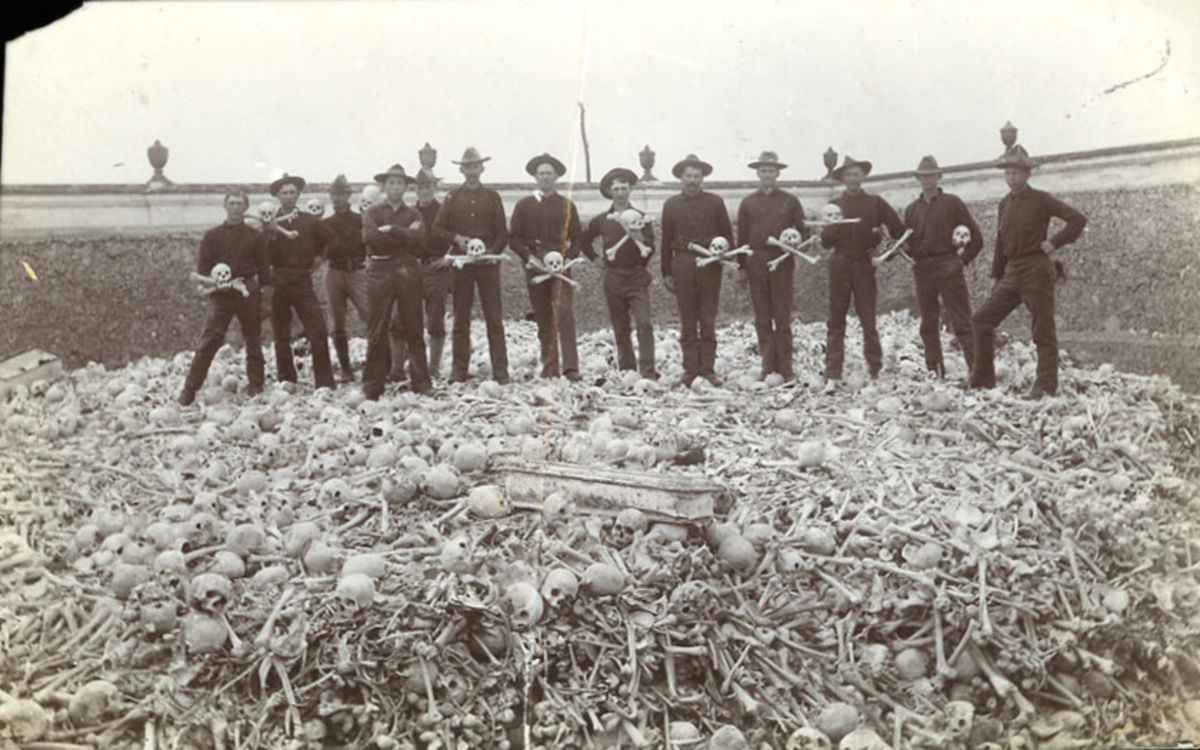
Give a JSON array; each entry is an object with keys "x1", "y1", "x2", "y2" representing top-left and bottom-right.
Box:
[{"x1": 2, "y1": 183, "x2": 1197, "y2": 387}]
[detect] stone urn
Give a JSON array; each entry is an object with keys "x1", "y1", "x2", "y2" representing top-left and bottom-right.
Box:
[
  {"x1": 639, "y1": 145, "x2": 657, "y2": 183},
  {"x1": 146, "y1": 139, "x2": 174, "y2": 191},
  {"x1": 822, "y1": 147, "x2": 838, "y2": 180},
  {"x1": 419, "y1": 142, "x2": 437, "y2": 177}
]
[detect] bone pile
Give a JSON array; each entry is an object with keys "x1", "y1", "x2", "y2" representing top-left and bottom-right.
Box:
[{"x1": 1, "y1": 312, "x2": 1198, "y2": 750}]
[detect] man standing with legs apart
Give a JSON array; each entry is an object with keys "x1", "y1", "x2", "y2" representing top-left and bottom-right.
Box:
[
  {"x1": 434, "y1": 148, "x2": 510, "y2": 384},
  {"x1": 737, "y1": 150, "x2": 808, "y2": 382},
  {"x1": 264, "y1": 173, "x2": 337, "y2": 390},
  {"x1": 322, "y1": 174, "x2": 370, "y2": 383},
  {"x1": 970, "y1": 145, "x2": 1086, "y2": 399},
  {"x1": 819, "y1": 156, "x2": 904, "y2": 391},
  {"x1": 510, "y1": 153, "x2": 584, "y2": 381},
  {"x1": 902, "y1": 155, "x2": 984, "y2": 379},
  {"x1": 179, "y1": 192, "x2": 270, "y2": 405},
  {"x1": 580, "y1": 167, "x2": 659, "y2": 380},
  {"x1": 361, "y1": 164, "x2": 432, "y2": 399},
  {"x1": 660, "y1": 154, "x2": 733, "y2": 387}
]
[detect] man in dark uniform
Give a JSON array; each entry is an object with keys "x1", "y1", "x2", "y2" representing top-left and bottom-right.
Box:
[
  {"x1": 321, "y1": 174, "x2": 369, "y2": 382},
  {"x1": 264, "y1": 173, "x2": 337, "y2": 389},
  {"x1": 819, "y1": 155, "x2": 905, "y2": 390},
  {"x1": 902, "y1": 155, "x2": 984, "y2": 378},
  {"x1": 580, "y1": 167, "x2": 659, "y2": 379},
  {"x1": 387, "y1": 170, "x2": 453, "y2": 381},
  {"x1": 510, "y1": 153, "x2": 584, "y2": 381},
  {"x1": 970, "y1": 145, "x2": 1087, "y2": 399},
  {"x1": 660, "y1": 154, "x2": 734, "y2": 387},
  {"x1": 736, "y1": 150, "x2": 809, "y2": 381},
  {"x1": 179, "y1": 191, "x2": 271, "y2": 405},
  {"x1": 433, "y1": 147, "x2": 510, "y2": 384},
  {"x1": 361, "y1": 163, "x2": 431, "y2": 398}
]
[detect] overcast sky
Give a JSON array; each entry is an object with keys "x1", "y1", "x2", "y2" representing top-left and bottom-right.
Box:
[{"x1": 3, "y1": 0, "x2": 1198, "y2": 185}]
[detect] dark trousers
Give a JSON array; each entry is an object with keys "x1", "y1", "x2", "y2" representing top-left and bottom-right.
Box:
[
  {"x1": 526, "y1": 272, "x2": 579, "y2": 378},
  {"x1": 747, "y1": 250, "x2": 795, "y2": 378},
  {"x1": 390, "y1": 264, "x2": 450, "y2": 339},
  {"x1": 672, "y1": 253, "x2": 722, "y2": 380},
  {"x1": 970, "y1": 253, "x2": 1058, "y2": 394},
  {"x1": 451, "y1": 263, "x2": 509, "y2": 381},
  {"x1": 271, "y1": 270, "x2": 334, "y2": 388},
  {"x1": 184, "y1": 289, "x2": 264, "y2": 393},
  {"x1": 913, "y1": 254, "x2": 975, "y2": 375},
  {"x1": 603, "y1": 267, "x2": 656, "y2": 377},
  {"x1": 364, "y1": 258, "x2": 430, "y2": 396},
  {"x1": 825, "y1": 253, "x2": 881, "y2": 380}
]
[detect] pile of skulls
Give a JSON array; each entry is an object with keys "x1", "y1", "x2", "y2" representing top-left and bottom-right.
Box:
[{"x1": 1, "y1": 313, "x2": 1199, "y2": 750}]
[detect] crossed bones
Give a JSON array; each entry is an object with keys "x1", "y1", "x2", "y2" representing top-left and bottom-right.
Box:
[
  {"x1": 872, "y1": 228, "x2": 915, "y2": 267},
  {"x1": 766, "y1": 234, "x2": 821, "y2": 271},
  {"x1": 528, "y1": 253, "x2": 586, "y2": 287},
  {"x1": 687, "y1": 238, "x2": 751, "y2": 270},
  {"x1": 190, "y1": 273, "x2": 250, "y2": 298},
  {"x1": 262, "y1": 209, "x2": 300, "y2": 240},
  {"x1": 602, "y1": 211, "x2": 654, "y2": 261}
]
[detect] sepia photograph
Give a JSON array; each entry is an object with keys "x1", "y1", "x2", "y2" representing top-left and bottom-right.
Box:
[{"x1": 1, "y1": 0, "x2": 1198, "y2": 748}]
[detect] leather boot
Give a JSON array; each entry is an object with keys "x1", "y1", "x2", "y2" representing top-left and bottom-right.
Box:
[
  {"x1": 428, "y1": 336, "x2": 445, "y2": 380},
  {"x1": 333, "y1": 334, "x2": 354, "y2": 382}
]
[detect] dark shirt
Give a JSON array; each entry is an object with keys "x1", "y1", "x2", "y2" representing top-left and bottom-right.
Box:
[
  {"x1": 660, "y1": 190, "x2": 734, "y2": 278},
  {"x1": 433, "y1": 183, "x2": 509, "y2": 255},
  {"x1": 819, "y1": 190, "x2": 905, "y2": 261},
  {"x1": 903, "y1": 188, "x2": 984, "y2": 264},
  {"x1": 322, "y1": 209, "x2": 366, "y2": 271},
  {"x1": 737, "y1": 188, "x2": 809, "y2": 268},
  {"x1": 509, "y1": 192, "x2": 583, "y2": 262},
  {"x1": 265, "y1": 209, "x2": 337, "y2": 270},
  {"x1": 362, "y1": 200, "x2": 424, "y2": 259},
  {"x1": 417, "y1": 199, "x2": 451, "y2": 259},
  {"x1": 579, "y1": 204, "x2": 657, "y2": 269},
  {"x1": 198, "y1": 221, "x2": 270, "y2": 285},
  {"x1": 993, "y1": 185, "x2": 1087, "y2": 279}
]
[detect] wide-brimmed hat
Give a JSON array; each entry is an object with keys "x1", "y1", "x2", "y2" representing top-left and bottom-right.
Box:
[
  {"x1": 329, "y1": 174, "x2": 352, "y2": 194},
  {"x1": 415, "y1": 169, "x2": 439, "y2": 187},
  {"x1": 995, "y1": 144, "x2": 1036, "y2": 171},
  {"x1": 269, "y1": 173, "x2": 306, "y2": 195},
  {"x1": 913, "y1": 155, "x2": 942, "y2": 176},
  {"x1": 374, "y1": 163, "x2": 416, "y2": 185},
  {"x1": 526, "y1": 153, "x2": 567, "y2": 177},
  {"x1": 452, "y1": 147, "x2": 491, "y2": 165},
  {"x1": 831, "y1": 156, "x2": 872, "y2": 181},
  {"x1": 747, "y1": 150, "x2": 788, "y2": 170},
  {"x1": 599, "y1": 167, "x2": 639, "y2": 199},
  {"x1": 672, "y1": 153, "x2": 713, "y2": 179}
]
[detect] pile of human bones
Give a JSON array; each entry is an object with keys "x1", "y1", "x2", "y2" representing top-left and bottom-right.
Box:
[{"x1": 1, "y1": 313, "x2": 1198, "y2": 750}]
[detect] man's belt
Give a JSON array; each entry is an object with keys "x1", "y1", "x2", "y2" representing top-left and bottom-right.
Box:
[
  {"x1": 368, "y1": 254, "x2": 418, "y2": 263},
  {"x1": 328, "y1": 257, "x2": 365, "y2": 272}
]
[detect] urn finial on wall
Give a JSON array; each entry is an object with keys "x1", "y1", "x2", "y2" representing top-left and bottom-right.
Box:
[
  {"x1": 146, "y1": 139, "x2": 174, "y2": 192},
  {"x1": 822, "y1": 147, "x2": 838, "y2": 180},
  {"x1": 639, "y1": 145, "x2": 657, "y2": 182}
]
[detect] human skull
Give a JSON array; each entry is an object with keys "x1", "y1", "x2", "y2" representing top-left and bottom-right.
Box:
[
  {"x1": 838, "y1": 729, "x2": 890, "y2": 750},
  {"x1": 540, "y1": 568, "x2": 579, "y2": 610},
  {"x1": 305, "y1": 198, "x2": 325, "y2": 217},
  {"x1": 256, "y1": 200, "x2": 281, "y2": 224},
  {"x1": 780, "y1": 227, "x2": 803, "y2": 246},
  {"x1": 321, "y1": 478, "x2": 352, "y2": 502},
  {"x1": 189, "y1": 572, "x2": 233, "y2": 612},
  {"x1": 823, "y1": 203, "x2": 844, "y2": 224},
  {"x1": 358, "y1": 185, "x2": 382, "y2": 213},
  {"x1": 543, "y1": 251, "x2": 565, "y2": 273},
  {"x1": 787, "y1": 727, "x2": 833, "y2": 750},
  {"x1": 466, "y1": 238, "x2": 487, "y2": 257},
  {"x1": 952, "y1": 224, "x2": 971, "y2": 248},
  {"x1": 709, "y1": 236, "x2": 730, "y2": 255},
  {"x1": 618, "y1": 209, "x2": 645, "y2": 232},
  {"x1": 943, "y1": 700, "x2": 975, "y2": 741},
  {"x1": 505, "y1": 581, "x2": 545, "y2": 625},
  {"x1": 210, "y1": 263, "x2": 233, "y2": 284}
]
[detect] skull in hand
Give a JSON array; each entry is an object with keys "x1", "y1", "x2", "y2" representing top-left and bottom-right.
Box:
[
  {"x1": 466, "y1": 238, "x2": 487, "y2": 257},
  {"x1": 780, "y1": 227, "x2": 803, "y2": 247},
  {"x1": 210, "y1": 263, "x2": 233, "y2": 285},
  {"x1": 822, "y1": 203, "x2": 844, "y2": 224},
  {"x1": 543, "y1": 251, "x2": 565, "y2": 273},
  {"x1": 256, "y1": 200, "x2": 281, "y2": 224},
  {"x1": 304, "y1": 198, "x2": 325, "y2": 217},
  {"x1": 952, "y1": 224, "x2": 971, "y2": 248},
  {"x1": 358, "y1": 185, "x2": 382, "y2": 214},
  {"x1": 709, "y1": 236, "x2": 730, "y2": 255}
]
